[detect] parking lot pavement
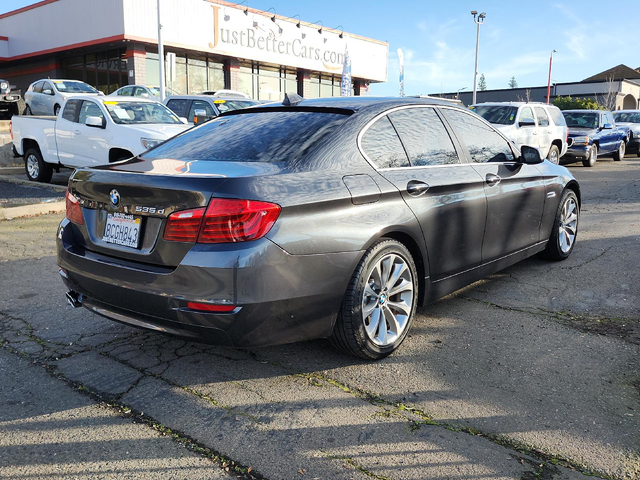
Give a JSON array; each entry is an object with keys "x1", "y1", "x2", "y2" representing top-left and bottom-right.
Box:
[{"x1": 0, "y1": 158, "x2": 639, "y2": 479}]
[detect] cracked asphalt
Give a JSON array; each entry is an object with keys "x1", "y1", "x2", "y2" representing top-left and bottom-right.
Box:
[{"x1": 0, "y1": 157, "x2": 639, "y2": 479}]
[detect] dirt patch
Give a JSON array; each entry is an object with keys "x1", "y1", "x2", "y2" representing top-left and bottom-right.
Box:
[{"x1": 555, "y1": 314, "x2": 640, "y2": 346}]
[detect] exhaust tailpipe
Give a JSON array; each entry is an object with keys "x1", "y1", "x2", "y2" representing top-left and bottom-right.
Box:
[{"x1": 66, "y1": 290, "x2": 82, "y2": 308}]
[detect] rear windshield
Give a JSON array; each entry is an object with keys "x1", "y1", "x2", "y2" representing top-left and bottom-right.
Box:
[
  {"x1": 103, "y1": 101, "x2": 182, "y2": 124},
  {"x1": 470, "y1": 105, "x2": 518, "y2": 125},
  {"x1": 53, "y1": 81, "x2": 98, "y2": 93},
  {"x1": 613, "y1": 112, "x2": 640, "y2": 123},
  {"x1": 142, "y1": 110, "x2": 348, "y2": 163},
  {"x1": 563, "y1": 112, "x2": 598, "y2": 128}
]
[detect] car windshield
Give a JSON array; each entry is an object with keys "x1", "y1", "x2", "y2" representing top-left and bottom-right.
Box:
[
  {"x1": 563, "y1": 112, "x2": 598, "y2": 128},
  {"x1": 142, "y1": 110, "x2": 349, "y2": 163},
  {"x1": 213, "y1": 99, "x2": 260, "y2": 113},
  {"x1": 470, "y1": 105, "x2": 518, "y2": 125},
  {"x1": 103, "y1": 101, "x2": 182, "y2": 124},
  {"x1": 613, "y1": 112, "x2": 640, "y2": 123},
  {"x1": 53, "y1": 81, "x2": 98, "y2": 93}
]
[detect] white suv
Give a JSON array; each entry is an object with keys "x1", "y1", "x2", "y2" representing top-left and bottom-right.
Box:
[{"x1": 470, "y1": 102, "x2": 568, "y2": 164}]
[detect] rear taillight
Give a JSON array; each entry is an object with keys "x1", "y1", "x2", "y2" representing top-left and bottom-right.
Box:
[
  {"x1": 163, "y1": 198, "x2": 280, "y2": 244},
  {"x1": 163, "y1": 207, "x2": 205, "y2": 242},
  {"x1": 9, "y1": 121, "x2": 12, "y2": 140},
  {"x1": 187, "y1": 302, "x2": 236, "y2": 312},
  {"x1": 65, "y1": 189, "x2": 84, "y2": 225}
]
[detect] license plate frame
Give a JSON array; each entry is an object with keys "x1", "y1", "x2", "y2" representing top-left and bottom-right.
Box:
[{"x1": 103, "y1": 212, "x2": 142, "y2": 249}]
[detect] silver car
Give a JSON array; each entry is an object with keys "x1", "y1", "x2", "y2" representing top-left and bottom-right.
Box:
[{"x1": 24, "y1": 79, "x2": 100, "y2": 116}]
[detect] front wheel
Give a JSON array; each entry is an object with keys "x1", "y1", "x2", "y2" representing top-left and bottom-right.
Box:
[
  {"x1": 582, "y1": 144, "x2": 597, "y2": 167},
  {"x1": 23, "y1": 105, "x2": 32, "y2": 115},
  {"x1": 542, "y1": 189, "x2": 579, "y2": 261},
  {"x1": 24, "y1": 148, "x2": 53, "y2": 183},
  {"x1": 613, "y1": 141, "x2": 625, "y2": 161},
  {"x1": 53, "y1": 104, "x2": 61, "y2": 116},
  {"x1": 547, "y1": 144, "x2": 560, "y2": 165},
  {"x1": 329, "y1": 238, "x2": 418, "y2": 360}
]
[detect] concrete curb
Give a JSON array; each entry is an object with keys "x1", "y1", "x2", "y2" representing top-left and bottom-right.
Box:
[
  {"x1": 0, "y1": 167, "x2": 24, "y2": 175},
  {"x1": 0, "y1": 201, "x2": 66, "y2": 220},
  {"x1": 0, "y1": 174, "x2": 67, "y2": 192}
]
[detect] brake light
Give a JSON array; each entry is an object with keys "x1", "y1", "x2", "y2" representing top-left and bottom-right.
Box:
[
  {"x1": 65, "y1": 189, "x2": 84, "y2": 225},
  {"x1": 9, "y1": 121, "x2": 12, "y2": 140},
  {"x1": 187, "y1": 302, "x2": 236, "y2": 312},
  {"x1": 163, "y1": 207, "x2": 205, "y2": 242},
  {"x1": 163, "y1": 198, "x2": 281, "y2": 243},
  {"x1": 198, "y1": 198, "x2": 281, "y2": 243}
]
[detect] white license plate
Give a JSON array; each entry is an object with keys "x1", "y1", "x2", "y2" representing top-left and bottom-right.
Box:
[{"x1": 103, "y1": 212, "x2": 142, "y2": 249}]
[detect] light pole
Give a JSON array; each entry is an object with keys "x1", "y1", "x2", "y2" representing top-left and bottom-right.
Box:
[
  {"x1": 457, "y1": 86, "x2": 468, "y2": 100},
  {"x1": 471, "y1": 11, "x2": 486, "y2": 105},
  {"x1": 157, "y1": 0, "x2": 166, "y2": 102},
  {"x1": 546, "y1": 49, "x2": 557, "y2": 104}
]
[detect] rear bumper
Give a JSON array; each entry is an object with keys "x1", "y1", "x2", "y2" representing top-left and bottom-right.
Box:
[{"x1": 57, "y1": 218, "x2": 362, "y2": 347}]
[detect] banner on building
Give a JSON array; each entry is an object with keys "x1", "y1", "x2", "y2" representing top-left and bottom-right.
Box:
[{"x1": 341, "y1": 47, "x2": 352, "y2": 96}]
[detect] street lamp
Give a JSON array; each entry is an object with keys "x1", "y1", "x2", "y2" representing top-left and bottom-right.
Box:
[
  {"x1": 457, "y1": 86, "x2": 468, "y2": 99},
  {"x1": 547, "y1": 49, "x2": 557, "y2": 104},
  {"x1": 471, "y1": 11, "x2": 486, "y2": 105}
]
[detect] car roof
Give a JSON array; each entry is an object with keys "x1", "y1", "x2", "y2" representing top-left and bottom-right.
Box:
[
  {"x1": 33, "y1": 79, "x2": 86, "y2": 83},
  {"x1": 253, "y1": 96, "x2": 459, "y2": 112},
  {"x1": 473, "y1": 102, "x2": 555, "y2": 107},
  {"x1": 167, "y1": 94, "x2": 258, "y2": 101},
  {"x1": 615, "y1": 109, "x2": 640, "y2": 113},
  {"x1": 74, "y1": 95, "x2": 160, "y2": 104},
  {"x1": 562, "y1": 110, "x2": 605, "y2": 113}
]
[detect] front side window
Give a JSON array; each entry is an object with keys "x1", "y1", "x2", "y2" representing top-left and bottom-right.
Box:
[
  {"x1": 133, "y1": 87, "x2": 149, "y2": 97},
  {"x1": 534, "y1": 107, "x2": 549, "y2": 127},
  {"x1": 143, "y1": 111, "x2": 348, "y2": 163},
  {"x1": 471, "y1": 105, "x2": 518, "y2": 125},
  {"x1": 213, "y1": 99, "x2": 260, "y2": 114},
  {"x1": 519, "y1": 107, "x2": 535, "y2": 125},
  {"x1": 103, "y1": 101, "x2": 181, "y2": 125},
  {"x1": 118, "y1": 86, "x2": 133, "y2": 96},
  {"x1": 42, "y1": 81, "x2": 54, "y2": 94},
  {"x1": 53, "y1": 81, "x2": 98, "y2": 93},
  {"x1": 361, "y1": 115, "x2": 410, "y2": 169},
  {"x1": 32, "y1": 82, "x2": 44, "y2": 93},
  {"x1": 61, "y1": 99, "x2": 81, "y2": 122},
  {"x1": 442, "y1": 109, "x2": 515, "y2": 163},
  {"x1": 388, "y1": 108, "x2": 459, "y2": 166},
  {"x1": 187, "y1": 100, "x2": 215, "y2": 122},
  {"x1": 78, "y1": 100, "x2": 105, "y2": 124}
]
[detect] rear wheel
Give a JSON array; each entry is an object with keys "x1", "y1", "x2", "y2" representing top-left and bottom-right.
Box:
[
  {"x1": 542, "y1": 189, "x2": 579, "y2": 261},
  {"x1": 547, "y1": 144, "x2": 560, "y2": 165},
  {"x1": 612, "y1": 141, "x2": 625, "y2": 161},
  {"x1": 24, "y1": 148, "x2": 52, "y2": 183},
  {"x1": 582, "y1": 144, "x2": 597, "y2": 167},
  {"x1": 329, "y1": 238, "x2": 418, "y2": 360}
]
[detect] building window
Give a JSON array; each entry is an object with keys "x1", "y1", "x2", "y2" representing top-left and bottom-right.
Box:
[
  {"x1": 60, "y1": 49, "x2": 126, "y2": 94},
  {"x1": 236, "y1": 62, "x2": 301, "y2": 100},
  {"x1": 308, "y1": 73, "x2": 352, "y2": 98},
  {"x1": 187, "y1": 56, "x2": 207, "y2": 94}
]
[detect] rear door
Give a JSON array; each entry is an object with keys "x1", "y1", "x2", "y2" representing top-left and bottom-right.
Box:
[
  {"x1": 362, "y1": 106, "x2": 487, "y2": 280},
  {"x1": 440, "y1": 107, "x2": 546, "y2": 261}
]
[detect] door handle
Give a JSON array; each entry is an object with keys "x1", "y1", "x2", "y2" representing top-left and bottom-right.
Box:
[
  {"x1": 406, "y1": 180, "x2": 429, "y2": 196},
  {"x1": 486, "y1": 173, "x2": 501, "y2": 186},
  {"x1": 74, "y1": 130, "x2": 81, "y2": 134},
  {"x1": 532, "y1": 131, "x2": 538, "y2": 135}
]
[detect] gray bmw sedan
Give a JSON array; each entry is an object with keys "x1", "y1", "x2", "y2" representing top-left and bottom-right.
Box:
[{"x1": 57, "y1": 96, "x2": 580, "y2": 359}]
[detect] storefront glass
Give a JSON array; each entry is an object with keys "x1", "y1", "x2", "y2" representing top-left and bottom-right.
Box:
[
  {"x1": 188, "y1": 56, "x2": 207, "y2": 94},
  {"x1": 60, "y1": 49, "x2": 126, "y2": 94}
]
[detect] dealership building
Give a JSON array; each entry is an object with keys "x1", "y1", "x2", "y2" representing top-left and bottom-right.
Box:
[{"x1": 0, "y1": 0, "x2": 388, "y2": 100}]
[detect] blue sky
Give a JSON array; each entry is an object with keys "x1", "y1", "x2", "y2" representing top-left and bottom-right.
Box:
[{"x1": 3, "y1": 0, "x2": 638, "y2": 95}]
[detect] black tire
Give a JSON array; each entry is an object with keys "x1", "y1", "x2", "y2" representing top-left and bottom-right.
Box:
[
  {"x1": 23, "y1": 105, "x2": 32, "y2": 115},
  {"x1": 582, "y1": 144, "x2": 597, "y2": 167},
  {"x1": 547, "y1": 144, "x2": 560, "y2": 165},
  {"x1": 24, "y1": 148, "x2": 53, "y2": 183},
  {"x1": 53, "y1": 104, "x2": 61, "y2": 116},
  {"x1": 541, "y1": 189, "x2": 579, "y2": 261},
  {"x1": 329, "y1": 238, "x2": 419, "y2": 360},
  {"x1": 612, "y1": 141, "x2": 625, "y2": 161}
]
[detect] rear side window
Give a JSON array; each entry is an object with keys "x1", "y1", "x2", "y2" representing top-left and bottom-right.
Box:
[
  {"x1": 143, "y1": 110, "x2": 349, "y2": 163},
  {"x1": 388, "y1": 107, "x2": 459, "y2": 166},
  {"x1": 361, "y1": 115, "x2": 410, "y2": 169},
  {"x1": 547, "y1": 106, "x2": 566, "y2": 126},
  {"x1": 61, "y1": 99, "x2": 81, "y2": 122},
  {"x1": 166, "y1": 99, "x2": 189, "y2": 117},
  {"x1": 534, "y1": 107, "x2": 549, "y2": 127},
  {"x1": 442, "y1": 109, "x2": 515, "y2": 163}
]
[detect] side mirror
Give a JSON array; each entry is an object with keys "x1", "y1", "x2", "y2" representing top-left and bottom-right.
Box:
[
  {"x1": 179, "y1": 117, "x2": 189, "y2": 124},
  {"x1": 518, "y1": 118, "x2": 536, "y2": 128},
  {"x1": 85, "y1": 116, "x2": 105, "y2": 128},
  {"x1": 603, "y1": 123, "x2": 612, "y2": 129},
  {"x1": 193, "y1": 109, "x2": 207, "y2": 117},
  {"x1": 42, "y1": 89, "x2": 53, "y2": 95},
  {"x1": 140, "y1": 93, "x2": 149, "y2": 98},
  {"x1": 520, "y1": 145, "x2": 543, "y2": 164}
]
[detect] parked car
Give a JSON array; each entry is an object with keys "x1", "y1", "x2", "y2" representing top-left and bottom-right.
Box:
[
  {"x1": 613, "y1": 110, "x2": 640, "y2": 156},
  {"x1": 470, "y1": 102, "x2": 568, "y2": 164},
  {"x1": 0, "y1": 79, "x2": 22, "y2": 119},
  {"x1": 562, "y1": 110, "x2": 627, "y2": 167},
  {"x1": 24, "y1": 79, "x2": 100, "y2": 116},
  {"x1": 110, "y1": 85, "x2": 178, "y2": 98},
  {"x1": 57, "y1": 96, "x2": 581, "y2": 360},
  {"x1": 12, "y1": 96, "x2": 190, "y2": 183},
  {"x1": 199, "y1": 89, "x2": 251, "y2": 99},
  {"x1": 164, "y1": 94, "x2": 260, "y2": 124}
]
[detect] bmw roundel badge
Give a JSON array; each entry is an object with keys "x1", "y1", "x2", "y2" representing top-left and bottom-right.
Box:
[{"x1": 109, "y1": 189, "x2": 120, "y2": 208}]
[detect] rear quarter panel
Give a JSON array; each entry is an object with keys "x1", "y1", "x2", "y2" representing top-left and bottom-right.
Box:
[{"x1": 12, "y1": 116, "x2": 59, "y2": 163}]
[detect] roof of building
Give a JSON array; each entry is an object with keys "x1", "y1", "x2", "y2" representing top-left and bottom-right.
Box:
[{"x1": 582, "y1": 64, "x2": 640, "y2": 82}]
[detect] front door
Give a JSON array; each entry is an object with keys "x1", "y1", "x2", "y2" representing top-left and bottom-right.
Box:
[
  {"x1": 440, "y1": 107, "x2": 546, "y2": 262},
  {"x1": 72, "y1": 100, "x2": 109, "y2": 165}
]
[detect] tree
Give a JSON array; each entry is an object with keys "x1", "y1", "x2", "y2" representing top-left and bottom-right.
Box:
[
  {"x1": 508, "y1": 76, "x2": 518, "y2": 88},
  {"x1": 552, "y1": 96, "x2": 602, "y2": 111},
  {"x1": 478, "y1": 74, "x2": 487, "y2": 91},
  {"x1": 596, "y1": 76, "x2": 618, "y2": 111}
]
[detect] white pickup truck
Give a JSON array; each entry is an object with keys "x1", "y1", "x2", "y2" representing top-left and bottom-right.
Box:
[{"x1": 11, "y1": 96, "x2": 190, "y2": 182}]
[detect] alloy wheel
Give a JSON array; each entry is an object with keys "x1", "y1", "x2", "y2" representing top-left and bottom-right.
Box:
[
  {"x1": 559, "y1": 197, "x2": 578, "y2": 253},
  {"x1": 361, "y1": 253, "x2": 414, "y2": 346},
  {"x1": 26, "y1": 154, "x2": 39, "y2": 179}
]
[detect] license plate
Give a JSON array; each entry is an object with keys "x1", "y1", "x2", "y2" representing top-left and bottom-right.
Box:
[{"x1": 103, "y1": 212, "x2": 142, "y2": 249}]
